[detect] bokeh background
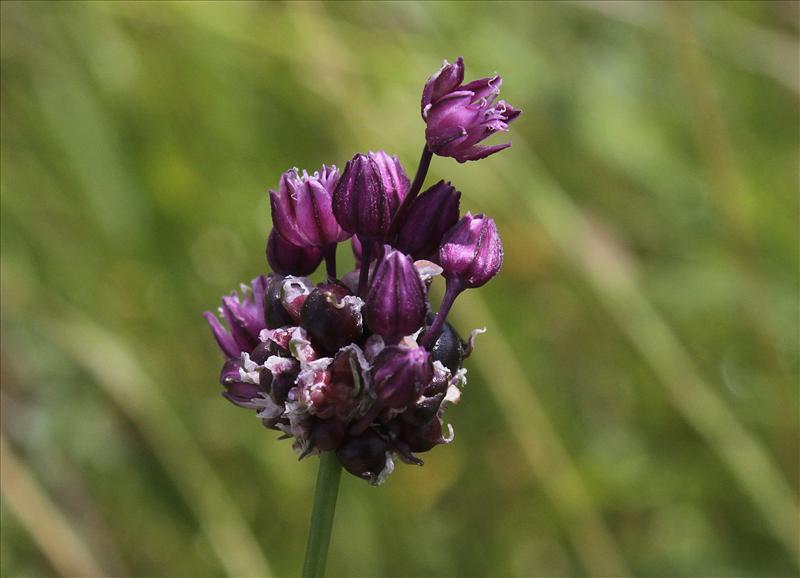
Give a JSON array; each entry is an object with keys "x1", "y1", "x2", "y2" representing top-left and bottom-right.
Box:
[{"x1": 2, "y1": 1, "x2": 798, "y2": 577}]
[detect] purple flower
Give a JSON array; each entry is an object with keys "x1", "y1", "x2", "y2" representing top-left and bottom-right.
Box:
[
  {"x1": 365, "y1": 246, "x2": 426, "y2": 337},
  {"x1": 219, "y1": 358, "x2": 264, "y2": 408},
  {"x1": 394, "y1": 180, "x2": 461, "y2": 260},
  {"x1": 439, "y1": 212, "x2": 503, "y2": 288},
  {"x1": 421, "y1": 57, "x2": 521, "y2": 163},
  {"x1": 299, "y1": 347, "x2": 365, "y2": 421},
  {"x1": 266, "y1": 229, "x2": 323, "y2": 276},
  {"x1": 204, "y1": 276, "x2": 269, "y2": 358},
  {"x1": 269, "y1": 165, "x2": 350, "y2": 248},
  {"x1": 203, "y1": 55, "x2": 517, "y2": 484},
  {"x1": 333, "y1": 151, "x2": 409, "y2": 238}
]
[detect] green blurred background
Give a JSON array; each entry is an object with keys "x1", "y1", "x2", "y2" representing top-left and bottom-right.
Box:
[{"x1": 1, "y1": 1, "x2": 798, "y2": 577}]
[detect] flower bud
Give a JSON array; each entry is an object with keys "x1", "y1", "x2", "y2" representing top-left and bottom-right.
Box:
[
  {"x1": 336, "y1": 429, "x2": 393, "y2": 484},
  {"x1": 204, "y1": 276, "x2": 269, "y2": 358},
  {"x1": 300, "y1": 284, "x2": 364, "y2": 354},
  {"x1": 333, "y1": 151, "x2": 409, "y2": 237},
  {"x1": 266, "y1": 229, "x2": 323, "y2": 276},
  {"x1": 395, "y1": 181, "x2": 461, "y2": 260},
  {"x1": 421, "y1": 57, "x2": 520, "y2": 163},
  {"x1": 219, "y1": 358, "x2": 263, "y2": 407},
  {"x1": 365, "y1": 247, "x2": 426, "y2": 337},
  {"x1": 439, "y1": 212, "x2": 503, "y2": 288},
  {"x1": 371, "y1": 345, "x2": 432, "y2": 409},
  {"x1": 269, "y1": 165, "x2": 350, "y2": 247}
]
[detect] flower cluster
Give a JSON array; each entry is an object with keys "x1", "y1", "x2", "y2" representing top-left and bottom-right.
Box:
[{"x1": 205, "y1": 57, "x2": 518, "y2": 484}]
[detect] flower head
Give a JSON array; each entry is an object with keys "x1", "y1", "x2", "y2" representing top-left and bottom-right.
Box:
[
  {"x1": 422, "y1": 57, "x2": 520, "y2": 163},
  {"x1": 204, "y1": 56, "x2": 513, "y2": 484}
]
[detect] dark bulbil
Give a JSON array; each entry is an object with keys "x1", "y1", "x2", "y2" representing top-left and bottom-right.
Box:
[
  {"x1": 337, "y1": 430, "x2": 391, "y2": 484},
  {"x1": 401, "y1": 416, "x2": 449, "y2": 453},
  {"x1": 310, "y1": 418, "x2": 347, "y2": 452},
  {"x1": 428, "y1": 319, "x2": 464, "y2": 374},
  {"x1": 300, "y1": 284, "x2": 363, "y2": 354},
  {"x1": 401, "y1": 392, "x2": 444, "y2": 427},
  {"x1": 263, "y1": 274, "x2": 295, "y2": 330}
]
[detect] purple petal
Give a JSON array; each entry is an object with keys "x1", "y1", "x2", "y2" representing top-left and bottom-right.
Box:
[
  {"x1": 421, "y1": 56, "x2": 465, "y2": 114},
  {"x1": 453, "y1": 142, "x2": 512, "y2": 163},
  {"x1": 204, "y1": 311, "x2": 240, "y2": 358}
]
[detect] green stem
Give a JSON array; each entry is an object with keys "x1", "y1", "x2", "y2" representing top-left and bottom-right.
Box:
[
  {"x1": 387, "y1": 144, "x2": 433, "y2": 240},
  {"x1": 302, "y1": 451, "x2": 343, "y2": 578}
]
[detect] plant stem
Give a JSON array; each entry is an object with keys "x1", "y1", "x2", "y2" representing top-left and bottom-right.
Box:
[
  {"x1": 302, "y1": 451, "x2": 343, "y2": 578},
  {"x1": 420, "y1": 279, "x2": 463, "y2": 348},
  {"x1": 324, "y1": 244, "x2": 337, "y2": 281},
  {"x1": 387, "y1": 145, "x2": 433, "y2": 240},
  {"x1": 357, "y1": 236, "x2": 373, "y2": 297}
]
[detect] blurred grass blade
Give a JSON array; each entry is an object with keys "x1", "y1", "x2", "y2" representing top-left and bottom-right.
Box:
[
  {"x1": 504, "y1": 140, "x2": 800, "y2": 566},
  {"x1": 449, "y1": 291, "x2": 633, "y2": 578},
  {"x1": 573, "y1": 0, "x2": 800, "y2": 95},
  {"x1": 1, "y1": 434, "x2": 107, "y2": 577},
  {"x1": 665, "y1": 1, "x2": 799, "y2": 472},
  {"x1": 44, "y1": 312, "x2": 273, "y2": 578}
]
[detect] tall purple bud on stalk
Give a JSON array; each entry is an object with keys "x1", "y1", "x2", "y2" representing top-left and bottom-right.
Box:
[
  {"x1": 269, "y1": 165, "x2": 349, "y2": 279},
  {"x1": 388, "y1": 57, "x2": 518, "y2": 241},
  {"x1": 421, "y1": 57, "x2": 521, "y2": 163},
  {"x1": 333, "y1": 151, "x2": 409, "y2": 238},
  {"x1": 333, "y1": 151, "x2": 409, "y2": 295},
  {"x1": 421, "y1": 213, "x2": 503, "y2": 347}
]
